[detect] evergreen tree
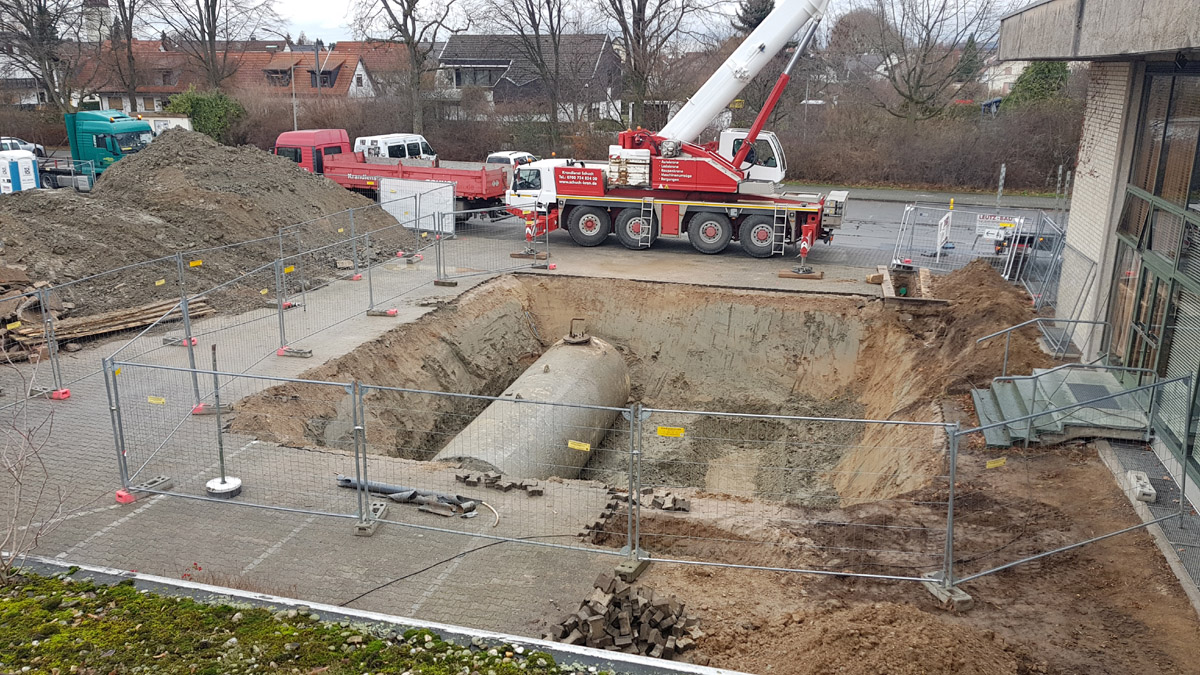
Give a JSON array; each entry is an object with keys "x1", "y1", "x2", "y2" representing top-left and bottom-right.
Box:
[
  {"x1": 1003, "y1": 61, "x2": 1070, "y2": 108},
  {"x1": 732, "y1": 0, "x2": 774, "y2": 34},
  {"x1": 954, "y1": 33, "x2": 981, "y2": 82}
]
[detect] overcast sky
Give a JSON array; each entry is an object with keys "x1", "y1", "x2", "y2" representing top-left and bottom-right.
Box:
[{"x1": 279, "y1": 0, "x2": 358, "y2": 43}]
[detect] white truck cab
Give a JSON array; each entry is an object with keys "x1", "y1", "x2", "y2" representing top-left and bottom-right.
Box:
[
  {"x1": 354, "y1": 134, "x2": 437, "y2": 161},
  {"x1": 717, "y1": 129, "x2": 786, "y2": 183},
  {"x1": 506, "y1": 158, "x2": 570, "y2": 211}
]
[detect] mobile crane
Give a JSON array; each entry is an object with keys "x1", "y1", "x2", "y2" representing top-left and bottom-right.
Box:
[{"x1": 506, "y1": 0, "x2": 846, "y2": 265}]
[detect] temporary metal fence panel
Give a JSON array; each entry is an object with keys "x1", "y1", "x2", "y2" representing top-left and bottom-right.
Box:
[
  {"x1": 952, "y1": 376, "x2": 1191, "y2": 585},
  {"x1": 1034, "y1": 243, "x2": 1098, "y2": 355},
  {"x1": 380, "y1": 180, "x2": 455, "y2": 235},
  {"x1": 637, "y1": 408, "x2": 956, "y2": 582},
  {"x1": 436, "y1": 207, "x2": 550, "y2": 282},
  {"x1": 109, "y1": 362, "x2": 364, "y2": 519},
  {"x1": 892, "y1": 203, "x2": 1047, "y2": 279}
]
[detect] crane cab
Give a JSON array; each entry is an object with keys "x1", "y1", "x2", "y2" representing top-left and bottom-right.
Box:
[
  {"x1": 718, "y1": 130, "x2": 786, "y2": 183},
  {"x1": 506, "y1": 158, "x2": 571, "y2": 211}
]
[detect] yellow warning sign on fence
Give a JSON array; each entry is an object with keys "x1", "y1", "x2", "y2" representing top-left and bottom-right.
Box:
[
  {"x1": 147, "y1": 396, "x2": 166, "y2": 405},
  {"x1": 5, "y1": 321, "x2": 20, "y2": 330},
  {"x1": 260, "y1": 288, "x2": 269, "y2": 295},
  {"x1": 986, "y1": 457, "x2": 1007, "y2": 469},
  {"x1": 189, "y1": 259, "x2": 203, "y2": 267},
  {"x1": 284, "y1": 265, "x2": 295, "y2": 274},
  {"x1": 568, "y1": 440, "x2": 591, "y2": 452},
  {"x1": 657, "y1": 426, "x2": 685, "y2": 438},
  {"x1": 114, "y1": 368, "x2": 121, "y2": 376},
  {"x1": 154, "y1": 279, "x2": 166, "y2": 286}
]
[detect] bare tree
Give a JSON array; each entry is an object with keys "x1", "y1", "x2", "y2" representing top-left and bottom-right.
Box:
[
  {"x1": 482, "y1": 0, "x2": 567, "y2": 147},
  {"x1": 601, "y1": 0, "x2": 708, "y2": 127},
  {"x1": 355, "y1": 0, "x2": 467, "y2": 134},
  {"x1": 0, "y1": 0, "x2": 105, "y2": 111},
  {"x1": 150, "y1": 0, "x2": 279, "y2": 89},
  {"x1": 863, "y1": 0, "x2": 1002, "y2": 120},
  {"x1": 108, "y1": 0, "x2": 145, "y2": 108}
]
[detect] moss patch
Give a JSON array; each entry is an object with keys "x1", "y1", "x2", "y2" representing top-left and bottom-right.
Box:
[{"x1": 0, "y1": 571, "x2": 606, "y2": 674}]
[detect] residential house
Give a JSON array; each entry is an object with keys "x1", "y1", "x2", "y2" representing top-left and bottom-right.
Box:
[
  {"x1": 431, "y1": 34, "x2": 622, "y2": 123},
  {"x1": 980, "y1": 56, "x2": 1029, "y2": 95}
]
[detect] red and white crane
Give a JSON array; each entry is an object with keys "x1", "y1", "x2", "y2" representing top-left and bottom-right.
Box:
[{"x1": 507, "y1": 0, "x2": 846, "y2": 264}]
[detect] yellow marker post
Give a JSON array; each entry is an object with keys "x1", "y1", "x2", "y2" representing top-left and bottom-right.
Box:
[
  {"x1": 154, "y1": 279, "x2": 166, "y2": 286},
  {"x1": 568, "y1": 440, "x2": 591, "y2": 452},
  {"x1": 949, "y1": 198, "x2": 954, "y2": 211},
  {"x1": 657, "y1": 426, "x2": 685, "y2": 438},
  {"x1": 284, "y1": 265, "x2": 295, "y2": 274},
  {"x1": 986, "y1": 457, "x2": 1007, "y2": 469},
  {"x1": 189, "y1": 259, "x2": 203, "y2": 267}
]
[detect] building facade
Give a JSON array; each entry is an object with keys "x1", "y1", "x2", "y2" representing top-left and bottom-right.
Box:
[{"x1": 999, "y1": 0, "x2": 1200, "y2": 497}]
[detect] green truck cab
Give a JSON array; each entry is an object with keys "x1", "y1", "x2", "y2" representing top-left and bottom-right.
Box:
[{"x1": 64, "y1": 110, "x2": 154, "y2": 174}]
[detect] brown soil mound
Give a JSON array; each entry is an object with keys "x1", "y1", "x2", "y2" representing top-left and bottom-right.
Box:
[
  {"x1": 701, "y1": 602, "x2": 1024, "y2": 675},
  {"x1": 0, "y1": 129, "x2": 409, "y2": 315}
]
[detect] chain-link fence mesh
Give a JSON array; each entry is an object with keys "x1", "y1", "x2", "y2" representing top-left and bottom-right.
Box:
[{"x1": 436, "y1": 208, "x2": 550, "y2": 282}]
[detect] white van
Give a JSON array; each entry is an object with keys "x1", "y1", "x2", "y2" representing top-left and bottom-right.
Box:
[{"x1": 353, "y1": 134, "x2": 437, "y2": 162}]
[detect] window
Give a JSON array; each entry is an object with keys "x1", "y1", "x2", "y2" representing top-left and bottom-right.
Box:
[
  {"x1": 407, "y1": 142, "x2": 421, "y2": 158},
  {"x1": 387, "y1": 144, "x2": 405, "y2": 159},
  {"x1": 356, "y1": 74, "x2": 363, "y2": 87},
  {"x1": 143, "y1": 96, "x2": 155, "y2": 111},
  {"x1": 310, "y1": 71, "x2": 335, "y2": 88},
  {"x1": 1160, "y1": 77, "x2": 1200, "y2": 209},
  {"x1": 323, "y1": 146, "x2": 341, "y2": 156},
  {"x1": 160, "y1": 71, "x2": 171, "y2": 86},
  {"x1": 732, "y1": 139, "x2": 778, "y2": 168},
  {"x1": 421, "y1": 141, "x2": 435, "y2": 156},
  {"x1": 276, "y1": 147, "x2": 302, "y2": 163},
  {"x1": 515, "y1": 168, "x2": 541, "y2": 191},
  {"x1": 454, "y1": 67, "x2": 498, "y2": 88},
  {"x1": 108, "y1": 96, "x2": 123, "y2": 110},
  {"x1": 93, "y1": 134, "x2": 106, "y2": 149},
  {"x1": 265, "y1": 70, "x2": 291, "y2": 86},
  {"x1": 486, "y1": 156, "x2": 508, "y2": 164}
]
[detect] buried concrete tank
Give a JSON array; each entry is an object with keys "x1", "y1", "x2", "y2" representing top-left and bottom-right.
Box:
[{"x1": 432, "y1": 335, "x2": 630, "y2": 480}]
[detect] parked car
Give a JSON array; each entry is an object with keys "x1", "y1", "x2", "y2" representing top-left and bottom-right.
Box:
[
  {"x1": 0, "y1": 136, "x2": 45, "y2": 157},
  {"x1": 486, "y1": 151, "x2": 536, "y2": 168}
]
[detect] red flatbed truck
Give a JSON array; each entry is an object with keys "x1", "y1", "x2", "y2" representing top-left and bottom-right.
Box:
[{"x1": 274, "y1": 129, "x2": 509, "y2": 211}]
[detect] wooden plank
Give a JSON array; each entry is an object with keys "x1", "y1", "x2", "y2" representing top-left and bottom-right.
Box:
[
  {"x1": 880, "y1": 266, "x2": 896, "y2": 299},
  {"x1": 777, "y1": 270, "x2": 824, "y2": 280},
  {"x1": 918, "y1": 268, "x2": 934, "y2": 299}
]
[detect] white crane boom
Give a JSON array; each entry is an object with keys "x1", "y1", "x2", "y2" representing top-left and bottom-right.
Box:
[{"x1": 657, "y1": 0, "x2": 830, "y2": 144}]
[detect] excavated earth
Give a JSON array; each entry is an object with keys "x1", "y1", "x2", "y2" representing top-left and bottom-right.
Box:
[{"x1": 0, "y1": 129, "x2": 412, "y2": 316}]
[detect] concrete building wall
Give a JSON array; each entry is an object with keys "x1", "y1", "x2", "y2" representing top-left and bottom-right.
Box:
[
  {"x1": 1059, "y1": 61, "x2": 1136, "y2": 353},
  {"x1": 1000, "y1": 0, "x2": 1200, "y2": 61}
]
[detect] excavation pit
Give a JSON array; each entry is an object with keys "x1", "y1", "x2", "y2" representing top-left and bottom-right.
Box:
[{"x1": 231, "y1": 271, "x2": 1044, "y2": 506}]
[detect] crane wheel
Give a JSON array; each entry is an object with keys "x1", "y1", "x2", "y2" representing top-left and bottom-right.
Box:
[
  {"x1": 687, "y1": 212, "x2": 733, "y2": 255},
  {"x1": 739, "y1": 215, "x2": 777, "y2": 258},
  {"x1": 614, "y1": 208, "x2": 659, "y2": 250},
  {"x1": 567, "y1": 206, "x2": 611, "y2": 247}
]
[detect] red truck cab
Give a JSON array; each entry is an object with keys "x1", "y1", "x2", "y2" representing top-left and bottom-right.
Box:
[{"x1": 275, "y1": 129, "x2": 350, "y2": 174}]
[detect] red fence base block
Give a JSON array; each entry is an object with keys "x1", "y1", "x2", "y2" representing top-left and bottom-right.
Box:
[
  {"x1": 351, "y1": 273, "x2": 363, "y2": 281},
  {"x1": 548, "y1": 263, "x2": 558, "y2": 271},
  {"x1": 115, "y1": 489, "x2": 136, "y2": 505},
  {"x1": 49, "y1": 388, "x2": 71, "y2": 400}
]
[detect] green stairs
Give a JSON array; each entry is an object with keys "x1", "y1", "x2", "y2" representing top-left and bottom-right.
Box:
[{"x1": 970, "y1": 368, "x2": 1151, "y2": 447}]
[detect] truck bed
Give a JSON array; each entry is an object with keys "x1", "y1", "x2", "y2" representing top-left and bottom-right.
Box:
[{"x1": 324, "y1": 152, "x2": 509, "y2": 200}]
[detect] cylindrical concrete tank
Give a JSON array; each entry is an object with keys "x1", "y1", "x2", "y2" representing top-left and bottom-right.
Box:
[{"x1": 432, "y1": 337, "x2": 630, "y2": 480}]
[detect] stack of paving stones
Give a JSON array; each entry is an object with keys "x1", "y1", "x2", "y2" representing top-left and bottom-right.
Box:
[
  {"x1": 455, "y1": 471, "x2": 543, "y2": 496},
  {"x1": 545, "y1": 573, "x2": 702, "y2": 659},
  {"x1": 582, "y1": 488, "x2": 690, "y2": 544}
]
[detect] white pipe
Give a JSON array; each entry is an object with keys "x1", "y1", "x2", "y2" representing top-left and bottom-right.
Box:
[{"x1": 658, "y1": 0, "x2": 829, "y2": 143}]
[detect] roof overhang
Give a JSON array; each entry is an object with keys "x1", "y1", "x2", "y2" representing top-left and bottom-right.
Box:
[{"x1": 999, "y1": 0, "x2": 1200, "y2": 61}]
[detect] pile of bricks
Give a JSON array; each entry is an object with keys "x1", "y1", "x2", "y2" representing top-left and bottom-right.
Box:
[
  {"x1": 455, "y1": 471, "x2": 543, "y2": 496},
  {"x1": 545, "y1": 572, "x2": 703, "y2": 659},
  {"x1": 612, "y1": 488, "x2": 691, "y2": 512}
]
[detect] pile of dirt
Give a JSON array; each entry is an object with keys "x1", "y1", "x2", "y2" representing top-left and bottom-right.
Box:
[
  {"x1": 0, "y1": 129, "x2": 410, "y2": 316},
  {"x1": 698, "y1": 602, "x2": 1026, "y2": 675},
  {"x1": 931, "y1": 259, "x2": 1055, "y2": 388}
]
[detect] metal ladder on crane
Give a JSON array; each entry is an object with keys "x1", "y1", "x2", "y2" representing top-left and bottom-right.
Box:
[
  {"x1": 638, "y1": 198, "x2": 655, "y2": 249},
  {"x1": 772, "y1": 207, "x2": 789, "y2": 256}
]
